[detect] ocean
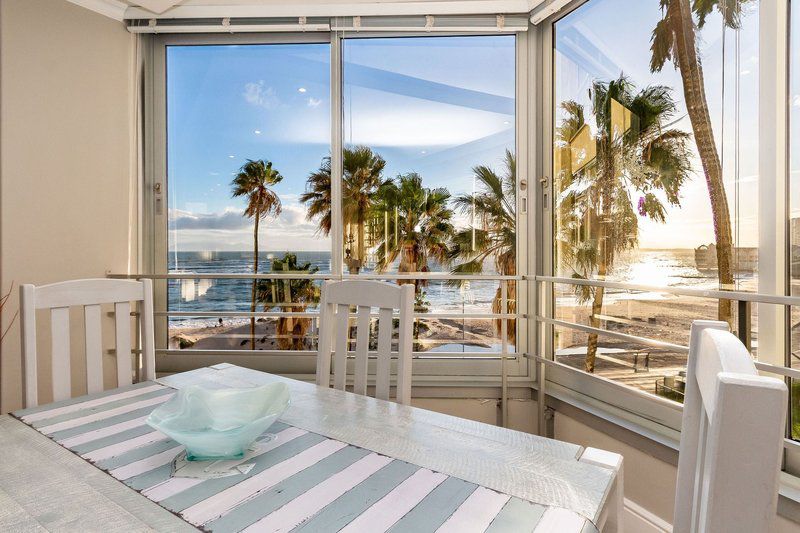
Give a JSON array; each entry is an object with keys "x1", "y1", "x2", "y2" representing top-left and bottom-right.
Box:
[
  {"x1": 168, "y1": 249, "x2": 757, "y2": 328},
  {"x1": 168, "y1": 251, "x2": 504, "y2": 328}
]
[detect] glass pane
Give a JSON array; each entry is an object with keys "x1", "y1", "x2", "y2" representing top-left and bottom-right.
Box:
[
  {"x1": 552, "y1": 0, "x2": 758, "y2": 395},
  {"x1": 790, "y1": 1, "x2": 800, "y2": 440},
  {"x1": 332, "y1": 35, "x2": 517, "y2": 353},
  {"x1": 166, "y1": 43, "x2": 331, "y2": 350}
]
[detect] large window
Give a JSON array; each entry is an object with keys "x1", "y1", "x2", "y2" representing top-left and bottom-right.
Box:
[
  {"x1": 547, "y1": 0, "x2": 759, "y2": 409},
  {"x1": 154, "y1": 32, "x2": 522, "y2": 377},
  {"x1": 164, "y1": 41, "x2": 331, "y2": 354}
]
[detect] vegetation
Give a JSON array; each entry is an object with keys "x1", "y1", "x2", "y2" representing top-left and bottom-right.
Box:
[
  {"x1": 555, "y1": 77, "x2": 692, "y2": 372},
  {"x1": 449, "y1": 150, "x2": 517, "y2": 344},
  {"x1": 650, "y1": 0, "x2": 754, "y2": 326},
  {"x1": 301, "y1": 146, "x2": 387, "y2": 273},
  {"x1": 373, "y1": 173, "x2": 455, "y2": 294},
  {"x1": 231, "y1": 159, "x2": 283, "y2": 350},
  {"x1": 257, "y1": 253, "x2": 320, "y2": 350}
]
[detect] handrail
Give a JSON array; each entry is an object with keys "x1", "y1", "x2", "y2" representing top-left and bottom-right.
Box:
[
  {"x1": 534, "y1": 275, "x2": 800, "y2": 307},
  {"x1": 110, "y1": 272, "x2": 522, "y2": 281}
]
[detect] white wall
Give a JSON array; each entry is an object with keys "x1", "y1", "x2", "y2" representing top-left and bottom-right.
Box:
[{"x1": 0, "y1": 0, "x2": 136, "y2": 413}]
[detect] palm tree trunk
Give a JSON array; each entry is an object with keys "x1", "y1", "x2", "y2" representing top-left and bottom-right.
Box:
[
  {"x1": 670, "y1": 0, "x2": 734, "y2": 325},
  {"x1": 357, "y1": 220, "x2": 366, "y2": 273},
  {"x1": 251, "y1": 215, "x2": 259, "y2": 350}
]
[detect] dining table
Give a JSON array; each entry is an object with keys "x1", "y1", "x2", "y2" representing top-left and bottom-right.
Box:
[{"x1": 0, "y1": 363, "x2": 622, "y2": 532}]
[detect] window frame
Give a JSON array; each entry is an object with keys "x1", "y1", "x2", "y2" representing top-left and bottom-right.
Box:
[{"x1": 143, "y1": 30, "x2": 532, "y2": 384}]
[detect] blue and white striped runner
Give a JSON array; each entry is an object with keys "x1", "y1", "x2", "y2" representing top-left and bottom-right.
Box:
[{"x1": 13, "y1": 382, "x2": 597, "y2": 533}]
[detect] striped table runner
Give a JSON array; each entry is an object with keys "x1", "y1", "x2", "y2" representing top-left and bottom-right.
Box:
[{"x1": 13, "y1": 381, "x2": 598, "y2": 533}]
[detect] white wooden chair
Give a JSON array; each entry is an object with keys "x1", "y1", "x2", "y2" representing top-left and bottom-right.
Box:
[
  {"x1": 315, "y1": 280, "x2": 415, "y2": 404},
  {"x1": 674, "y1": 320, "x2": 787, "y2": 533},
  {"x1": 20, "y1": 279, "x2": 156, "y2": 408}
]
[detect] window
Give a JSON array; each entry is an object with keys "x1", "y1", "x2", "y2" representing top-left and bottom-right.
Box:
[
  {"x1": 341, "y1": 35, "x2": 518, "y2": 355},
  {"x1": 546, "y1": 0, "x2": 759, "y2": 418},
  {"x1": 150, "y1": 32, "x2": 524, "y2": 378},
  {"x1": 163, "y1": 39, "x2": 331, "y2": 354}
]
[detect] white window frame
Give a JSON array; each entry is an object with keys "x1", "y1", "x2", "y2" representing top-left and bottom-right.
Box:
[{"x1": 142, "y1": 29, "x2": 533, "y2": 386}]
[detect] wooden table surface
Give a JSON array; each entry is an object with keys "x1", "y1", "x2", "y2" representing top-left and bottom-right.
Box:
[{"x1": 0, "y1": 364, "x2": 621, "y2": 532}]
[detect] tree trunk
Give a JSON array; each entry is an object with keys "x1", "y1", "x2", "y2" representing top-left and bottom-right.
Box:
[
  {"x1": 250, "y1": 215, "x2": 259, "y2": 350},
  {"x1": 398, "y1": 243, "x2": 418, "y2": 292},
  {"x1": 356, "y1": 219, "x2": 366, "y2": 273},
  {"x1": 670, "y1": 0, "x2": 734, "y2": 325}
]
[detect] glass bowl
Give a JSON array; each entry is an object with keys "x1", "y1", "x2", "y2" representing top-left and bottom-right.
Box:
[{"x1": 146, "y1": 382, "x2": 290, "y2": 461}]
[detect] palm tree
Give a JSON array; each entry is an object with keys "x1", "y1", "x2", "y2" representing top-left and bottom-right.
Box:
[
  {"x1": 257, "y1": 253, "x2": 320, "y2": 350},
  {"x1": 374, "y1": 173, "x2": 454, "y2": 293},
  {"x1": 300, "y1": 146, "x2": 386, "y2": 273},
  {"x1": 650, "y1": 0, "x2": 753, "y2": 325},
  {"x1": 449, "y1": 151, "x2": 517, "y2": 345},
  {"x1": 555, "y1": 77, "x2": 692, "y2": 372},
  {"x1": 231, "y1": 159, "x2": 283, "y2": 350}
]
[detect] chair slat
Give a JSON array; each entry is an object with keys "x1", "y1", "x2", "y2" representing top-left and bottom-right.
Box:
[
  {"x1": 140, "y1": 279, "x2": 156, "y2": 381},
  {"x1": 395, "y1": 285, "x2": 415, "y2": 405},
  {"x1": 332, "y1": 304, "x2": 350, "y2": 391},
  {"x1": 84, "y1": 304, "x2": 103, "y2": 394},
  {"x1": 114, "y1": 302, "x2": 132, "y2": 387},
  {"x1": 20, "y1": 284, "x2": 38, "y2": 408},
  {"x1": 315, "y1": 284, "x2": 334, "y2": 387},
  {"x1": 353, "y1": 305, "x2": 371, "y2": 396},
  {"x1": 375, "y1": 307, "x2": 393, "y2": 401},
  {"x1": 50, "y1": 307, "x2": 71, "y2": 402}
]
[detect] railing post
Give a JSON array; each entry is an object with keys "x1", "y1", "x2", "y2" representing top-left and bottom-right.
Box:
[
  {"x1": 736, "y1": 299, "x2": 752, "y2": 351},
  {"x1": 500, "y1": 280, "x2": 509, "y2": 428}
]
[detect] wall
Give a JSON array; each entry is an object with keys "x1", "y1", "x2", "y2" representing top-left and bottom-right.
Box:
[{"x1": 0, "y1": 0, "x2": 136, "y2": 413}]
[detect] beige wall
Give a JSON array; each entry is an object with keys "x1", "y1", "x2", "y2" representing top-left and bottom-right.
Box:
[{"x1": 0, "y1": 0, "x2": 136, "y2": 413}]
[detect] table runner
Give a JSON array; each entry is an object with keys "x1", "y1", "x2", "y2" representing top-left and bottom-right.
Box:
[{"x1": 13, "y1": 381, "x2": 598, "y2": 533}]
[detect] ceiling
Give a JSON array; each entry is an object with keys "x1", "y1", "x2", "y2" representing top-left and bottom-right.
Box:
[{"x1": 69, "y1": 0, "x2": 545, "y2": 20}]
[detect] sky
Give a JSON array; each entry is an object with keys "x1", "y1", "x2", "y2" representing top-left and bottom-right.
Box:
[
  {"x1": 166, "y1": 0, "x2": 772, "y2": 254},
  {"x1": 167, "y1": 36, "x2": 514, "y2": 253}
]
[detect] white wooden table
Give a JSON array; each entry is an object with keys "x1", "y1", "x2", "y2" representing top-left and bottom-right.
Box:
[{"x1": 1, "y1": 364, "x2": 622, "y2": 532}]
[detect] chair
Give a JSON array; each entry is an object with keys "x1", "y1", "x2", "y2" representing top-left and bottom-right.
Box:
[
  {"x1": 315, "y1": 280, "x2": 415, "y2": 404},
  {"x1": 20, "y1": 278, "x2": 156, "y2": 408},
  {"x1": 674, "y1": 320, "x2": 787, "y2": 533}
]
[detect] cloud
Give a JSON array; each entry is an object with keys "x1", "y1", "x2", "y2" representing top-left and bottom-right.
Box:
[
  {"x1": 170, "y1": 208, "x2": 250, "y2": 231},
  {"x1": 307, "y1": 97, "x2": 322, "y2": 108},
  {"x1": 244, "y1": 81, "x2": 280, "y2": 110}
]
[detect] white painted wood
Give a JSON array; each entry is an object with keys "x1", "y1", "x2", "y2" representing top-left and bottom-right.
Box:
[
  {"x1": 115, "y1": 301, "x2": 132, "y2": 387},
  {"x1": 533, "y1": 507, "x2": 588, "y2": 532},
  {"x1": 674, "y1": 321, "x2": 787, "y2": 533},
  {"x1": 20, "y1": 285, "x2": 38, "y2": 409},
  {"x1": 375, "y1": 307, "x2": 393, "y2": 401},
  {"x1": 84, "y1": 304, "x2": 103, "y2": 394},
  {"x1": 579, "y1": 447, "x2": 623, "y2": 533},
  {"x1": 19, "y1": 279, "x2": 156, "y2": 407},
  {"x1": 436, "y1": 486, "x2": 511, "y2": 533},
  {"x1": 396, "y1": 284, "x2": 415, "y2": 404},
  {"x1": 50, "y1": 307, "x2": 72, "y2": 402},
  {"x1": 341, "y1": 468, "x2": 448, "y2": 533},
  {"x1": 243, "y1": 453, "x2": 394, "y2": 533},
  {"x1": 333, "y1": 303, "x2": 350, "y2": 391},
  {"x1": 140, "y1": 278, "x2": 156, "y2": 381},
  {"x1": 316, "y1": 280, "x2": 415, "y2": 404},
  {"x1": 160, "y1": 365, "x2": 614, "y2": 523},
  {"x1": 315, "y1": 281, "x2": 334, "y2": 388},
  {"x1": 353, "y1": 305, "x2": 371, "y2": 396},
  {"x1": 0, "y1": 416, "x2": 195, "y2": 532},
  {"x1": 181, "y1": 439, "x2": 348, "y2": 526}
]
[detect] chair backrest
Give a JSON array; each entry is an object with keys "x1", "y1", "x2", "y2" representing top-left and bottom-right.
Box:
[
  {"x1": 674, "y1": 320, "x2": 787, "y2": 533},
  {"x1": 315, "y1": 280, "x2": 415, "y2": 404},
  {"x1": 20, "y1": 278, "x2": 156, "y2": 408}
]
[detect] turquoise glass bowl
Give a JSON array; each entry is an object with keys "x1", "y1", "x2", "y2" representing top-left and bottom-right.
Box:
[{"x1": 146, "y1": 383, "x2": 290, "y2": 461}]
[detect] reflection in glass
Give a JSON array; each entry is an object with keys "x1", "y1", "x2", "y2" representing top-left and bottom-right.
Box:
[{"x1": 552, "y1": 0, "x2": 758, "y2": 397}]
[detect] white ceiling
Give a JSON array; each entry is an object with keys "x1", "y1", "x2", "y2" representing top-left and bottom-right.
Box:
[{"x1": 69, "y1": 0, "x2": 544, "y2": 20}]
